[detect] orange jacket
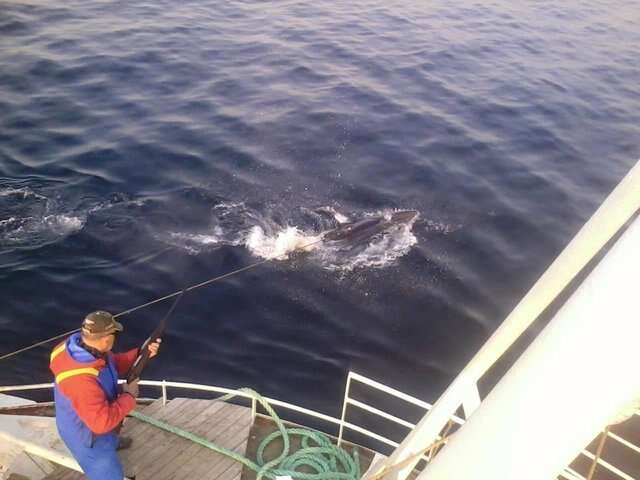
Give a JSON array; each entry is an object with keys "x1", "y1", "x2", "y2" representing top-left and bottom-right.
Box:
[{"x1": 50, "y1": 335, "x2": 138, "y2": 434}]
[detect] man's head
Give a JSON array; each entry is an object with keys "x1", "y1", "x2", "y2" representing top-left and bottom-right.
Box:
[{"x1": 80, "y1": 311, "x2": 123, "y2": 353}]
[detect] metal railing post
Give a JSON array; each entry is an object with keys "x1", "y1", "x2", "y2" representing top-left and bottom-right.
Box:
[
  {"x1": 161, "y1": 379, "x2": 167, "y2": 406},
  {"x1": 337, "y1": 372, "x2": 352, "y2": 447},
  {"x1": 251, "y1": 397, "x2": 257, "y2": 424}
]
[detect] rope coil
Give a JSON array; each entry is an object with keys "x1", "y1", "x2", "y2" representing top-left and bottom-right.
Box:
[{"x1": 130, "y1": 388, "x2": 360, "y2": 480}]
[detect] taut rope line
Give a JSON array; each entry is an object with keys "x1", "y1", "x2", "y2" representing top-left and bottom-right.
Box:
[{"x1": 0, "y1": 237, "x2": 325, "y2": 362}]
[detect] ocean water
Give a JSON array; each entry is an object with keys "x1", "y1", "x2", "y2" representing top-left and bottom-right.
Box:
[{"x1": 1, "y1": 0, "x2": 639, "y2": 435}]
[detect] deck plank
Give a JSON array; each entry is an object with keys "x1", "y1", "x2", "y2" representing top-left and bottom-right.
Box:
[
  {"x1": 118, "y1": 398, "x2": 194, "y2": 471},
  {"x1": 186, "y1": 427, "x2": 251, "y2": 480},
  {"x1": 139, "y1": 400, "x2": 232, "y2": 478},
  {"x1": 43, "y1": 398, "x2": 252, "y2": 480},
  {"x1": 219, "y1": 463, "x2": 245, "y2": 480},
  {"x1": 186, "y1": 414, "x2": 251, "y2": 479},
  {"x1": 120, "y1": 397, "x2": 187, "y2": 441},
  {"x1": 149, "y1": 403, "x2": 252, "y2": 480},
  {"x1": 123, "y1": 398, "x2": 211, "y2": 478},
  {"x1": 123, "y1": 398, "x2": 206, "y2": 455},
  {"x1": 128, "y1": 399, "x2": 217, "y2": 476},
  {"x1": 168, "y1": 404, "x2": 253, "y2": 479}
]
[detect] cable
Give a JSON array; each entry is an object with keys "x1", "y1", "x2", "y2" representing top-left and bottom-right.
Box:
[
  {"x1": 0, "y1": 328, "x2": 81, "y2": 362},
  {"x1": 0, "y1": 237, "x2": 325, "y2": 362}
]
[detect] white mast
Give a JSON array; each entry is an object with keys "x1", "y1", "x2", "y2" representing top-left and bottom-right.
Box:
[{"x1": 419, "y1": 211, "x2": 640, "y2": 480}]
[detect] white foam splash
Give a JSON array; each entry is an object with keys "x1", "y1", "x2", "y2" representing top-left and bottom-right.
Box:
[
  {"x1": 0, "y1": 187, "x2": 49, "y2": 202},
  {"x1": 213, "y1": 201, "x2": 245, "y2": 211},
  {"x1": 169, "y1": 231, "x2": 222, "y2": 245},
  {"x1": 0, "y1": 217, "x2": 17, "y2": 227},
  {"x1": 0, "y1": 214, "x2": 85, "y2": 246},
  {"x1": 322, "y1": 221, "x2": 417, "y2": 272},
  {"x1": 161, "y1": 227, "x2": 228, "y2": 254},
  {"x1": 425, "y1": 219, "x2": 461, "y2": 235},
  {"x1": 0, "y1": 187, "x2": 47, "y2": 201},
  {"x1": 334, "y1": 212, "x2": 349, "y2": 224},
  {"x1": 87, "y1": 195, "x2": 148, "y2": 214},
  {"x1": 245, "y1": 226, "x2": 320, "y2": 260},
  {"x1": 345, "y1": 225, "x2": 416, "y2": 270},
  {"x1": 42, "y1": 215, "x2": 85, "y2": 234},
  {"x1": 316, "y1": 206, "x2": 350, "y2": 224},
  {"x1": 0, "y1": 185, "x2": 91, "y2": 249}
]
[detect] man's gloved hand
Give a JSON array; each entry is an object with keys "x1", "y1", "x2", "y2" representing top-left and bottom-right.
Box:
[{"x1": 122, "y1": 379, "x2": 139, "y2": 398}]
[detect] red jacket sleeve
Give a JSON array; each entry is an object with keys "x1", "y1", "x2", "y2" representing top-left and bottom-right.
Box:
[
  {"x1": 58, "y1": 375, "x2": 136, "y2": 434},
  {"x1": 113, "y1": 348, "x2": 139, "y2": 376}
]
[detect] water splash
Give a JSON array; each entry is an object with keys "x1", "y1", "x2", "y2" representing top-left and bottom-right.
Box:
[
  {"x1": 160, "y1": 201, "x2": 419, "y2": 271},
  {"x1": 245, "y1": 226, "x2": 320, "y2": 260},
  {"x1": 164, "y1": 228, "x2": 226, "y2": 255},
  {"x1": 316, "y1": 206, "x2": 350, "y2": 224},
  {"x1": 0, "y1": 187, "x2": 86, "y2": 250}
]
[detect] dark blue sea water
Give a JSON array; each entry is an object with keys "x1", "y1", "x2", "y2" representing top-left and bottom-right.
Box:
[{"x1": 1, "y1": 0, "x2": 639, "y2": 434}]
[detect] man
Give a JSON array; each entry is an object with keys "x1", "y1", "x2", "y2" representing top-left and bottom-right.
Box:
[{"x1": 49, "y1": 311, "x2": 161, "y2": 480}]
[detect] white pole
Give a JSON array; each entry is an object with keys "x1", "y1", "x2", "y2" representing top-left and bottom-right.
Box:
[
  {"x1": 419, "y1": 215, "x2": 640, "y2": 480},
  {"x1": 365, "y1": 159, "x2": 640, "y2": 480}
]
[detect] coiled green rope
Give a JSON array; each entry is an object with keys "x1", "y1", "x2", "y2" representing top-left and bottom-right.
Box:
[{"x1": 129, "y1": 388, "x2": 360, "y2": 480}]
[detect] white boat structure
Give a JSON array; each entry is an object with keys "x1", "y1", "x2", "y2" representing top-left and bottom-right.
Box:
[{"x1": 1, "y1": 160, "x2": 639, "y2": 480}]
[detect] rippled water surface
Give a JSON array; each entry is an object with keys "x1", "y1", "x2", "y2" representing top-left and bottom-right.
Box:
[{"x1": 1, "y1": 0, "x2": 639, "y2": 426}]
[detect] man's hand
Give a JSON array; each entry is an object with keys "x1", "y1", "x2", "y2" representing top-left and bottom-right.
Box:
[
  {"x1": 148, "y1": 338, "x2": 161, "y2": 358},
  {"x1": 122, "y1": 379, "x2": 139, "y2": 398}
]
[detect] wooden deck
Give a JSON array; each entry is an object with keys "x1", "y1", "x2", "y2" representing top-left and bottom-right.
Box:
[{"x1": 44, "y1": 397, "x2": 253, "y2": 480}]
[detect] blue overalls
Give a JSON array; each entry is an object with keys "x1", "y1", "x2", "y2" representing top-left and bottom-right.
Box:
[{"x1": 53, "y1": 333, "x2": 124, "y2": 480}]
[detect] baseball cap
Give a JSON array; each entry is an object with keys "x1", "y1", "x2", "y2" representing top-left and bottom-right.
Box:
[{"x1": 81, "y1": 311, "x2": 123, "y2": 339}]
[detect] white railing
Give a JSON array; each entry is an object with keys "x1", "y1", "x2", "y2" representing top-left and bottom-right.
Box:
[
  {"x1": 336, "y1": 371, "x2": 464, "y2": 453},
  {"x1": 1, "y1": 374, "x2": 639, "y2": 480},
  {"x1": 0, "y1": 380, "x2": 342, "y2": 433},
  {"x1": 0, "y1": 373, "x2": 462, "y2": 455}
]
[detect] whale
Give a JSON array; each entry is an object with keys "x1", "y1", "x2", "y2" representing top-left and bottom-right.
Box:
[{"x1": 322, "y1": 210, "x2": 418, "y2": 245}]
